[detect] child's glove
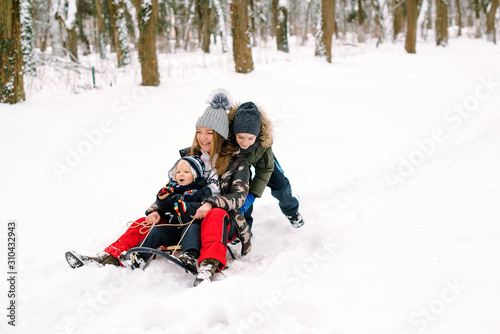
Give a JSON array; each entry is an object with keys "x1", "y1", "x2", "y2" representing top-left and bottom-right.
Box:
[
  {"x1": 174, "y1": 200, "x2": 187, "y2": 216},
  {"x1": 240, "y1": 193, "x2": 255, "y2": 215},
  {"x1": 158, "y1": 185, "x2": 174, "y2": 200}
]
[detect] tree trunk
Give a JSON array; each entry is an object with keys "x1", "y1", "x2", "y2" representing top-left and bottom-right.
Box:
[
  {"x1": 416, "y1": 0, "x2": 429, "y2": 40},
  {"x1": 94, "y1": 0, "x2": 107, "y2": 59},
  {"x1": 133, "y1": 0, "x2": 160, "y2": 86},
  {"x1": 230, "y1": 0, "x2": 253, "y2": 73},
  {"x1": 249, "y1": 0, "x2": 258, "y2": 46},
  {"x1": 455, "y1": 0, "x2": 462, "y2": 37},
  {"x1": 108, "y1": 0, "x2": 131, "y2": 66},
  {"x1": 272, "y1": 0, "x2": 289, "y2": 52},
  {"x1": 21, "y1": 0, "x2": 35, "y2": 75},
  {"x1": 213, "y1": 0, "x2": 228, "y2": 52},
  {"x1": 183, "y1": 0, "x2": 196, "y2": 50},
  {"x1": 486, "y1": 0, "x2": 499, "y2": 43},
  {"x1": 436, "y1": 0, "x2": 448, "y2": 46},
  {"x1": 200, "y1": 1, "x2": 215, "y2": 53},
  {"x1": 474, "y1": 0, "x2": 481, "y2": 38},
  {"x1": 405, "y1": 0, "x2": 417, "y2": 53},
  {"x1": 393, "y1": 0, "x2": 404, "y2": 40},
  {"x1": 40, "y1": 0, "x2": 51, "y2": 52},
  {"x1": 371, "y1": 0, "x2": 384, "y2": 45},
  {"x1": 55, "y1": 0, "x2": 79, "y2": 62},
  {"x1": 321, "y1": 0, "x2": 335, "y2": 63},
  {"x1": 303, "y1": 0, "x2": 313, "y2": 44},
  {"x1": 356, "y1": 0, "x2": 365, "y2": 42},
  {"x1": 0, "y1": 0, "x2": 25, "y2": 104}
]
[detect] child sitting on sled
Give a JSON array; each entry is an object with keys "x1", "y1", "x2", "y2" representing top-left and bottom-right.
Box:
[
  {"x1": 65, "y1": 155, "x2": 211, "y2": 270},
  {"x1": 228, "y1": 101, "x2": 305, "y2": 228}
]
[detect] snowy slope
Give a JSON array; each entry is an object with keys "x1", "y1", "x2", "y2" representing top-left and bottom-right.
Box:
[{"x1": 1, "y1": 37, "x2": 500, "y2": 334}]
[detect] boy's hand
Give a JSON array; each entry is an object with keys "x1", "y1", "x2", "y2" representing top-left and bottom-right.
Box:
[
  {"x1": 158, "y1": 185, "x2": 174, "y2": 200},
  {"x1": 174, "y1": 200, "x2": 187, "y2": 216},
  {"x1": 240, "y1": 193, "x2": 255, "y2": 215}
]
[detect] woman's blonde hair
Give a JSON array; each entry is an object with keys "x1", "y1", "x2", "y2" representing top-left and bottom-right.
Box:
[{"x1": 190, "y1": 130, "x2": 238, "y2": 175}]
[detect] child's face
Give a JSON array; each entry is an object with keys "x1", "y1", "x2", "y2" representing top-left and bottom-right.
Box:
[
  {"x1": 196, "y1": 126, "x2": 214, "y2": 153},
  {"x1": 175, "y1": 160, "x2": 195, "y2": 185},
  {"x1": 235, "y1": 133, "x2": 257, "y2": 150}
]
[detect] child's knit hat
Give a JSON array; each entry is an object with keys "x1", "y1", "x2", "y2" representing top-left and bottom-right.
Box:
[
  {"x1": 233, "y1": 102, "x2": 262, "y2": 137},
  {"x1": 196, "y1": 89, "x2": 231, "y2": 139},
  {"x1": 169, "y1": 155, "x2": 205, "y2": 182}
]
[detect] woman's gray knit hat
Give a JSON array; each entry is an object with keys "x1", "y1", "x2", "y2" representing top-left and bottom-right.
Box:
[{"x1": 196, "y1": 89, "x2": 231, "y2": 139}]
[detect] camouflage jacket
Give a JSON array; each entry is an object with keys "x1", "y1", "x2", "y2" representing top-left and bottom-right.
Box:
[{"x1": 180, "y1": 147, "x2": 253, "y2": 255}]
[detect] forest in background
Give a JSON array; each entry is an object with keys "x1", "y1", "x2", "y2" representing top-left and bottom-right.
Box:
[{"x1": 1, "y1": 0, "x2": 499, "y2": 104}]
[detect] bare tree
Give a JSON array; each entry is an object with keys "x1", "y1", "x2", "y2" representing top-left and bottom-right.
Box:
[
  {"x1": 197, "y1": 0, "x2": 215, "y2": 53},
  {"x1": 356, "y1": 0, "x2": 366, "y2": 42},
  {"x1": 230, "y1": 0, "x2": 254, "y2": 73},
  {"x1": 94, "y1": 0, "x2": 107, "y2": 58},
  {"x1": 486, "y1": 0, "x2": 499, "y2": 43},
  {"x1": 272, "y1": 0, "x2": 289, "y2": 52},
  {"x1": 436, "y1": 0, "x2": 448, "y2": 46},
  {"x1": 392, "y1": 0, "x2": 404, "y2": 40},
  {"x1": 107, "y1": 0, "x2": 131, "y2": 66},
  {"x1": 1, "y1": 0, "x2": 25, "y2": 103},
  {"x1": 133, "y1": 0, "x2": 160, "y2": 85},
  {"x1": 455, "y1": 0, "x2": 462, "y2": 36},
  {"x1": 213, "y1": 0, "x2": 229, "y2": 52},
  {"x1": 320, "y1": 0, "x2": 335, "y2": 63},
  {"x1": 303, "y1": 0, "x2": 314, "y2": 44},
  {"x1": 371, "y1": 0, "x2": 384, "y2": 45},
  {"x1": 405, "y1": 0, "x2": 417, "y2": 53},
  {"x1": 417, "y1": 0, "x2": 429, "y2": 40},
  {"x1": 55, "y1": 0, "x2": 80, "y2": 62}
]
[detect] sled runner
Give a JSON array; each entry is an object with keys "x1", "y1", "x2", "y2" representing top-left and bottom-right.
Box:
[
  {"x1": 125, "y1": 246, "x2": 198, "y2": 275},
  {"x1": 65, "y1": 250, "x2": 95, "y2": 269}
]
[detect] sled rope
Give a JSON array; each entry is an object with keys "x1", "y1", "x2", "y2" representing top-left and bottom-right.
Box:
[
  {"x1": 171, "y1": 217, "x2": 195, "y2": 257},
  {"x1": 127, "y1": 216, "x2": 193, "y2": 235},
  {"x1": 127, "y1": 216, "x2": 196, "y2": 249}
]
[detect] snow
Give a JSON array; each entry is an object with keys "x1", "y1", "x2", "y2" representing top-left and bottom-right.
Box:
[{"x1": 1, "y1": 36, "x2": 500, "y2": 334}]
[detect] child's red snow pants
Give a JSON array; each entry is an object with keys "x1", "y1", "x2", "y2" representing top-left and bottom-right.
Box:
[{"x1": 103, "y1": 216, "x2": 168, "y2": 259}]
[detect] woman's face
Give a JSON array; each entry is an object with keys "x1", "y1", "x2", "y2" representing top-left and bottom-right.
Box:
[{"x1": 196, "y1": 126, "x2": 214, "y2": 153}]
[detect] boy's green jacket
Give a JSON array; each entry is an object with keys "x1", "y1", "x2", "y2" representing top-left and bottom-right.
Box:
[{"x1": 228, "y1": 103, "x2": 274, "y2": 198}]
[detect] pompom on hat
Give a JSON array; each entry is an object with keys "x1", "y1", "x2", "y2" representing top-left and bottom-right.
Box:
[{"x1": 195, "y1": 89, "x2": 231, "y2": 139}]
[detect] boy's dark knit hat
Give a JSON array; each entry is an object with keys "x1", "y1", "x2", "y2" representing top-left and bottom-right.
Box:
[
  {"x1": 169, "y1": 155, "x2": 205, "y2": 182},
  {"x1": 196, "y1": 89, "x2": 231, "y2": 139},
  {"x1": 233, "y1": 102, "x2": 262, "y2": 137}
]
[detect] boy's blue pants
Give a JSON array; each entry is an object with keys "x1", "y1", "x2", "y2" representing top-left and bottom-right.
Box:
[{"x1": 244, "y1": 155, "x2": 299, "y2": 227}]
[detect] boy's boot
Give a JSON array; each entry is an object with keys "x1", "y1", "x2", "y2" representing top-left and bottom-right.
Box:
[
  {"x1": 287, "y1": 212, "x2": 305, "y2": 228},
  {"x1": 193, "y1": 258, "x2": 220, "y2": 287},
  {"x1": 178, "y1": 250, "x2": 199, "y2": 274}
]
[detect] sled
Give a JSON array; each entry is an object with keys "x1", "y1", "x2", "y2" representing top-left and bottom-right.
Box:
[
  {"x1": 125, "y1": 246, "x2": 198, "y2": 275},
  {"x1": 125, "y1": 244, "x2": 236, "y2": 275}
]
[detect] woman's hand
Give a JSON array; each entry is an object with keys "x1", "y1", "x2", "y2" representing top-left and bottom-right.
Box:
[
  {"x1": 194, "y1": 202, "x2": 213, "y2": 219},
  {"x1": 145, "y1": 211, "x2": 160, "y2": 225}
]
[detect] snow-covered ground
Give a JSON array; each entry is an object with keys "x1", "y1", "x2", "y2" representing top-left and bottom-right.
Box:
[{"x1": 1, "y1": 37, "x2": 500, "y2": 334}]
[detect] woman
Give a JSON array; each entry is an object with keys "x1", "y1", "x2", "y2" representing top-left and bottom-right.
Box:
[{"x1": 140, "y1": 90, "x2": 252, "y2": 286}]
